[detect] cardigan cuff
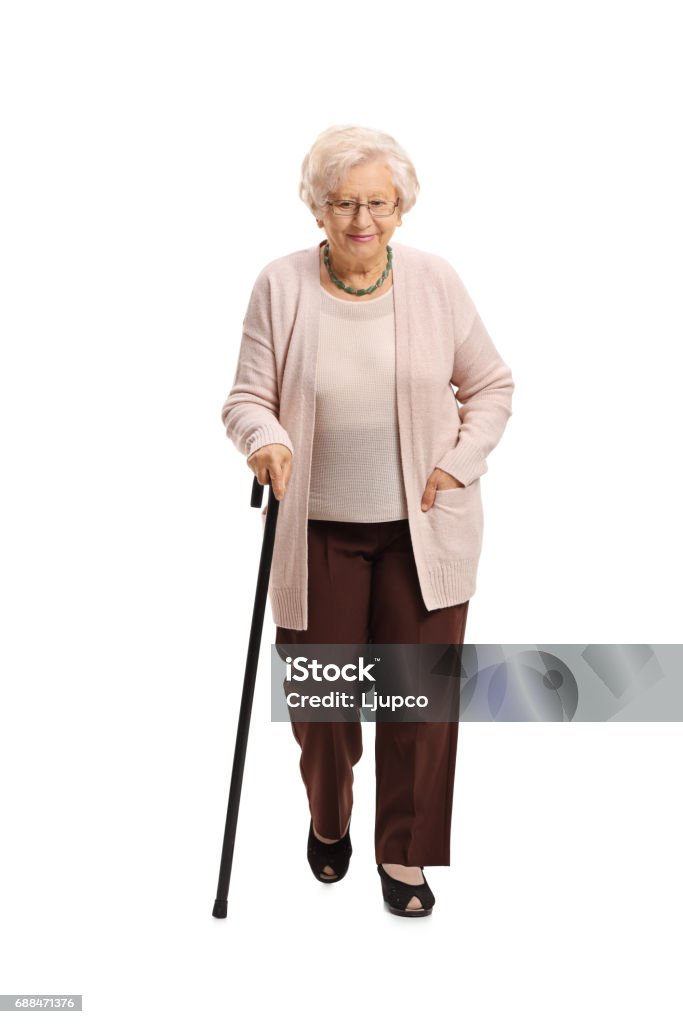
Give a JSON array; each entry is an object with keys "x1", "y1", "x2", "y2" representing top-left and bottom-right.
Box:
[
  {"x1": 245, "y1": 423, "x2": 294, "y2": 459},
  {"x1": 435, "y1": 438, "x2": 487, "y2": 487},
  {"x1": 270, "y1": 585, "x2": 307, "y2": 631}
]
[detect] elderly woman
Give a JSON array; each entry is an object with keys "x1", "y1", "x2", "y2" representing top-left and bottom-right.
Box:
[{"x1": 221, "y1": 124, "x2": 514, "y2": 918}]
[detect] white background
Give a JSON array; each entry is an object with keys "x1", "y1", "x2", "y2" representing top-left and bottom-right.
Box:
[{"x1": 1, "y1": 1, "x2": 682, "y2": 1021}]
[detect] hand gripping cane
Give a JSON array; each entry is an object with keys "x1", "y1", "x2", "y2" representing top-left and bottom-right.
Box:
[{"x1": 212, "y1": 474, "x2": 280, "y2": 918}]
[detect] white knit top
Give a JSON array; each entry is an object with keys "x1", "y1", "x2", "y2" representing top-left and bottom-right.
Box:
[{"x1": 307, "y1": 284, "x2": 410, "y2": 523}]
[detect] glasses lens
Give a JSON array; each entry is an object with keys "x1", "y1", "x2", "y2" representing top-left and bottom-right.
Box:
[{"x1": 331, "y1": 200, "x2": 396, "y2": 217}]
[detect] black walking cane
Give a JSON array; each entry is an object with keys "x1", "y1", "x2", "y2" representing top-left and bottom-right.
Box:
[{"x1": 212, "y1": 473, "x2": 280, "y2": 918}]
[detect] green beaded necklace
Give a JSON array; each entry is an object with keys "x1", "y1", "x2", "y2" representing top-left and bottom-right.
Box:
[{"x1": 323, "y1": 240, "x2": 393, "y2": 296}]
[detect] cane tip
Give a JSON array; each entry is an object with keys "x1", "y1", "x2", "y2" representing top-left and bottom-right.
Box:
[{"x1": 212, "y1": 898, "x2": 228, "y2": 918}]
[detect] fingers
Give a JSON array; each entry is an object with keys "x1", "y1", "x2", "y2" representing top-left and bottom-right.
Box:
[
  {"x1": 421, "y1": 479, "x2": 437, "y2": 511},
  {"x1": 281, "y1": 457, "x2": 293, "y2": 494},
  {"x1": 268, "y1": 460, "x2": 286, "y2": 501},
  {"x1": 248, "y1": 444, "x2": 292, "y2": 501},
  {"x1": 421, "y1": 469, "x2": 463, "y2": 510}
]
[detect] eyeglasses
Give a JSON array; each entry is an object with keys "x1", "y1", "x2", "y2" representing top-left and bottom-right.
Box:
[{"x1": 326, "y1": 198, "x2": 400, "y2": 218}]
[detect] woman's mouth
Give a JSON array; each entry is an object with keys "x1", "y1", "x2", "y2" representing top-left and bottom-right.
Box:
[{"x1": 347, "y1": 234, "x2": 375, "y2": 242}]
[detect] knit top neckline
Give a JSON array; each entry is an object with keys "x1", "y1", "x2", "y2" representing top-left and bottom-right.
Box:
[
  {"x1": 320, "y1": 283, "x2": 394, "y2": 320},
  {"x1": 320, "y1": 283, "x2": 394, "y2": 302}
]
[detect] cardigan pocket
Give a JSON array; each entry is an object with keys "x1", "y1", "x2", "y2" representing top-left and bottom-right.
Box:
[
  {"x1": 426, "y1": 478, "x2": 484, "y2": 562},
  {"x1": 433, "y1": 485, "x2": 467, "y2": 504}
]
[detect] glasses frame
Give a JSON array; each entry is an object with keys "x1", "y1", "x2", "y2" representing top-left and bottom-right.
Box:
[{"x1": 325, "y1": 197, "x2": 401, "y2": 218}]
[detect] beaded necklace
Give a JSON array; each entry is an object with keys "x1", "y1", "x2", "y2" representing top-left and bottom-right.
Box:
[{"x1": 322, "y1": 240, "x2": 393, "y2": 296}]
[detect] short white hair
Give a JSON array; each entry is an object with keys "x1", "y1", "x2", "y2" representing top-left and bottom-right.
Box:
[{"x1": 299, "y1": 124, "x2": 420, "y2": 218}]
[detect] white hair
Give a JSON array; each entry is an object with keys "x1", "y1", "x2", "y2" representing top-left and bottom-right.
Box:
[{"x1": 299, "y1": 124, "x2": 420, "y2": 218}]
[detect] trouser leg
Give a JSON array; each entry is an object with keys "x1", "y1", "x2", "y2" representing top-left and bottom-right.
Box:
[
  {"x1": 275, "y1": 520, "x2": 372, "y2": 840},
  {"x1": 369, "y1": 520, "x2": 469, "y2": 865}
]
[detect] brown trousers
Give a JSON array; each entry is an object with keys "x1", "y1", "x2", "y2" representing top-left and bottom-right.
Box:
[{"x1": 275, "y1": 518, "x2": 469, "y2": 866}]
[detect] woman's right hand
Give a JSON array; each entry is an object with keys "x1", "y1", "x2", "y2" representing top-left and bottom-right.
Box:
[{"x1": 247, "y1": 443, "x2": 293, "y2": 501}]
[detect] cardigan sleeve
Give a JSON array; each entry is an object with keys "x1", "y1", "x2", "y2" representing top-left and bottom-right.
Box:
[
  {"x1": 220, "y1": 270, "x2": 295, "y2": 460},
  {"x1": 434, "y1": 311, "x2": 514, "y2": 486}
]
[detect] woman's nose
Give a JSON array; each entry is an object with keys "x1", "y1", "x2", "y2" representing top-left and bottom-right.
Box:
[{"x1": 352, "y1": 214, "x2": 372, "y2": 229}]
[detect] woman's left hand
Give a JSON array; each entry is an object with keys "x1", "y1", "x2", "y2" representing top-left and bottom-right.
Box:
[{"x1": 421, "y1": 469, "x2": 464, "y2": 511}]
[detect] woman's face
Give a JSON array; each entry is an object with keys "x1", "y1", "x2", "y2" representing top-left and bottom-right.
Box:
[{"x1": 316, "y1": 160, "x2": 402, "y2": 261}]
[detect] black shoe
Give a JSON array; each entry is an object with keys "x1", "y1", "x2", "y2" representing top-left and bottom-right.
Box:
[
  {"x1": 377, "y1": 864, "x2": 435, "y2": 917},
  {"x1": 307, "y1": 817, "x2": 352, "y2": 884}
]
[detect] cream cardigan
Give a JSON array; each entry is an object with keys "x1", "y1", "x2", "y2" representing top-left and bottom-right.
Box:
[{"x1": 221, "y1": 240, "x2": 514, "y2": 631}]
